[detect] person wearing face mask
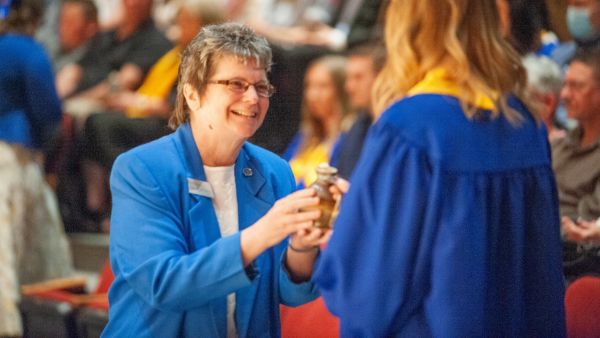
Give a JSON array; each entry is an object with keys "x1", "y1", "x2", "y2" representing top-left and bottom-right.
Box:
[{"x1": 552, "y1": 0, "x2": 600, "y2": 66}]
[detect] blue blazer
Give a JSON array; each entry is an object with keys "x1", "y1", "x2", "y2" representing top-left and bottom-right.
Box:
[{"x1": 103, "y1": 124, "x2": 319, "y2": 338}]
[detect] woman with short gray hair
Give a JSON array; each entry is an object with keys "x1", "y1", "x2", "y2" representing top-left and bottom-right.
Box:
[{"x1": 103, "y1": 23, "x2": 335, "y2": 337}]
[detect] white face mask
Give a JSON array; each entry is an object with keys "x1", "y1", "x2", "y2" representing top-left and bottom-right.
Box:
[{"x1": 567, "y1": 6, "x2": 599, "y2": 41}]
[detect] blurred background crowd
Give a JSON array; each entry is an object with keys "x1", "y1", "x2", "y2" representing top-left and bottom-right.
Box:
[{"x1": 3, "y1": 0, "x2": 600, "y2": 336}]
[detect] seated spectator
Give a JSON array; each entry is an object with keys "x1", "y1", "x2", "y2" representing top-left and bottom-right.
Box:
[
  {"x1": 0, "y1": 0, "x2": 62, "y2": 154},
  {"x1": 79, "y1": 0, "x2": 225, "y2": 232},
  {"x1": 335, "y1": 41, "x2": 385, "y2": 179},
  {"x1": 52, "y1": 0, "x2": 99, "y2": 73},
  {"x1": 0, "y1": 142, "x2": 74, "y2": 337},
  {"x1": 0, "y1": 5, "x2": 73, "y2": 334},
  {"x1": 498, "y1": 0, "x2": 553, "y2": 56},
  {"x1": 554, "y1": 47, "x2": 600, "y2": 276},
  {"x1": 56, "y1": 0, "x2": 172, "y2": 106},
  {"x1": 522, "y1": 54, "x2": 566, "y2": 140},
  {"x1": 552, "y1": 0, "x2": 600, "y2": 66},
  {"x1": 282, "y1": 55, "x2": 351, "y2": 187}
]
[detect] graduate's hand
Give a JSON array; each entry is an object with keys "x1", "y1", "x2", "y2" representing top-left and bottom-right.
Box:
[
  {"x1": 329, "y1": 177, "x2": 350, "y2": 200},
  {"x1": 289, "y1": 226, "x2": 332, "y2": 251},
  {"x1": 240, "y1": 188, "x2": 320, "y2": 266}
]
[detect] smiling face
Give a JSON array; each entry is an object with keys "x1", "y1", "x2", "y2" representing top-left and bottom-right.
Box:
[{"x1": 186, "y1": 55, "x2": 269, "y2": 143}]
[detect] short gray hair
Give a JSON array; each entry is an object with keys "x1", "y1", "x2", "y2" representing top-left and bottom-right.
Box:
[
  {"x1": 169, "y1": 23, "x2": 272, "y2": 129},
  {"x1": 522, "y1": 55, "x2": 563, "y2": 95}
]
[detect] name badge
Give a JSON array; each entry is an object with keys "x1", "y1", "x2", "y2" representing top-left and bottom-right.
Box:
[{"x1": 187, "y1": 178, "x2": 214, "y2": 198}]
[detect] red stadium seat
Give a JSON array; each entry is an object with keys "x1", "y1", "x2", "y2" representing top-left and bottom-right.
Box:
[
  {"x1": 19, "y1": 261, "x2": 113, "y2": 338},
  {"x1": 565, "y1": 276, "x2": 600, "y2": 338}
]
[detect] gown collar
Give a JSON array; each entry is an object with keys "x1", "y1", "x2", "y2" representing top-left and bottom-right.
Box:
[{"x1": 407, "y1": 67, "x2": 496, "y2": 111}]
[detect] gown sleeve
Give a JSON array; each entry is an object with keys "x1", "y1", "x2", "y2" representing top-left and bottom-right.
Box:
[{"x1": 314, "y1": 120, "x2": 436, "y2": 337}]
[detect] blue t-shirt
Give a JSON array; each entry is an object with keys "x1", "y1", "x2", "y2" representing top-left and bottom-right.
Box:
[{"x1": 0, "y1": 34, "x2": 62, "y2": 149}]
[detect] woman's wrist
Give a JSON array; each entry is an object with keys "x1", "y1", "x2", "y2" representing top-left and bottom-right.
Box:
[
  {"x1": 288, "y1": 241, "x2": 320, "y2": 253},
  {"x1": 240, "y1": 227, "x2": 268, "y2": 266},
  {"x1": 285, "y1": 241, "x2": 320, "y2": 283}
]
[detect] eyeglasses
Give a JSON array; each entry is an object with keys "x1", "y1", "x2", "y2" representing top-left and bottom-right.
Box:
[{"x1": 208, "y1": 79, "x2": 276, "y2": 98}]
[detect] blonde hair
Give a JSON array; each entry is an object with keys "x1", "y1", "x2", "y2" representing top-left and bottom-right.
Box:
[
  {"x1": 299, "y1": 55, "x2": 351, "y2": 152},
  {"x1": 169, "y1": 23, "x2": 272, "y2": 129},
  {"x1": 372, "y1": 0, "x2": 535, "y2": 123}
]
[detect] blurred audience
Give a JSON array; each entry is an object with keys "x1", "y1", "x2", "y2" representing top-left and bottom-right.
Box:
[
  {"x1": 92, "y1": 0, "x2": 123, "y2": 30},
  {"x1": 233, "y1": 0, "x2": 385, "y2": 51},
  {"x1": 246, "y1": 0, "x2": 386, "y2": 155},
  {"x1": 554, "y1": 47, "x2": 600, "y2": 223},
  {"x1": 153, "y1": 0, "x2": 184, "y2": 40},
  {"x1": 522, "y1": 54, "x2": 566, "y2": 140},
  {"x1": 52, "y1": 0, "x2": 99, "y2": 73},
  {"x1": 0, "y1": 142, "x2": 74, "y2": 337},
  {"x1": 554, "y1": 48, "x2": 600, "y2": 276},
  {"x1": 552, "y1": 0, "x2": 600, "y2": 66},
  {"x1": 0, "y1": 1, "x2": 73, "y2": 335},
  {"x1": 498, "y1": 0, "x2": 546, "y2": 55},
  {"x1": 497, "y1": 0, "x2": 559, "y2": 58},
  {"x1": 335, "y1": 41, "x2": 385, "y2": 179},
  {"x1": 282, "y1": 55, "x2": 351, "y2": 187},
  {"x1": 56, "y1": 0, "x2": 171, "y2": 106},
  {"x1": 79, "y1": 0, "x2": 225, "y2": 232},
  {"x1": 34, "y1": 0, "x2": 61, "y2": 55},
  {"x1": 0, "y1": 0, "x2": 62, "y2": 153}
]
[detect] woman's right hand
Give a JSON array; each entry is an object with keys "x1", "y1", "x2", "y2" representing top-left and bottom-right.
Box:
[{"x1": 240, "y1": 188, "x2": 321, "y2": 266}]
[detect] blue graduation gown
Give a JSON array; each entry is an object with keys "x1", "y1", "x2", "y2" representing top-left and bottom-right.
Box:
[
  {"x1": 103, "y1": 124, "x2": 319, "y2": 338},
  {"x1": 314, "y1": 94, "x2": 566, "y2": 337}
]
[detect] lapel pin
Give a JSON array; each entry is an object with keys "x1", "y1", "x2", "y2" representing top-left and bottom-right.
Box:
[{"x1": 243, "y1": 168, "x2": 253, "y2": 177}]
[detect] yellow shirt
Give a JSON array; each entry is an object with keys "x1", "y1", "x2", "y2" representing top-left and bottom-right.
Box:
[
  {"x1": 126, "y1": 47, "x2": 182, "y2": 118},
  {"x1": 289, "y1": 141, "x2": 332, "y2": 187}
]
